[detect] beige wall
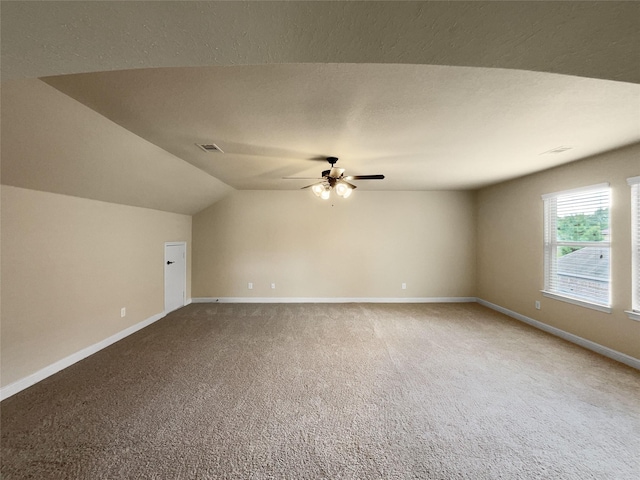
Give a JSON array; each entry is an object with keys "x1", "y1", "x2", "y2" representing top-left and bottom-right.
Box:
[
  {"x1": 477, "y1": 143, "x2": 640, "y2": 359},
  {"x1": 1, "y1": 185, "x2": 192, "y2": 387},
  {"x1": 193, "y1": 190, "x2": 476, "y2": 299},
  {"x1": 4, "y1": 143, "x2": 637, "y2": 391}
]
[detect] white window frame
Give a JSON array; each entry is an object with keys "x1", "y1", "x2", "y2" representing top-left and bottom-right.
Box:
[
  {"x1": 627, "y1": 176, "x2": 640, "y2": 321},
  {"x1": 542, "y1": 183, "x2": 612, "y2": 313}
]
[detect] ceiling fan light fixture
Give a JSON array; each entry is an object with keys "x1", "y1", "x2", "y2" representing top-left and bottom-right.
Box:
[
  {"x1": 291, "y1": 157, "x2": 382, "y2": 200},
  {"x1": 311, "y1": 184, "x2": 324, "y2": 197},
  {"x1": 335, "y1": 182, "x2": 352, "y2": 198}
]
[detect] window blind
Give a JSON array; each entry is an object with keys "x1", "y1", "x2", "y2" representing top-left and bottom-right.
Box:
[
  {"x1": 543, "y1": 184, "x2": 611, "y2": 308},
  {"x1": 628, "y1": 176, "x2": 640, "y2": 313}
]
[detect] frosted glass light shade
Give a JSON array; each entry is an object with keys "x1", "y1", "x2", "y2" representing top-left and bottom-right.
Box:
[
  {"x1": 335, "y1": 182, "x2": 353, "y2": 198},
  {"x1": 311, "y1": 184, "x2": 324, "y2": 197}
]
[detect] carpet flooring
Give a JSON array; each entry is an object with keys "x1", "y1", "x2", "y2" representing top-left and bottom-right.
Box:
[{"x1": 1, "y1": 303, "x2": 639, "y2": 479}]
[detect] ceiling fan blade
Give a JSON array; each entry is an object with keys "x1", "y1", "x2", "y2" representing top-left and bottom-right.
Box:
[
  {"x1": 341, "y1": 181, "x2": 357, "y2": 189},
  {"x1": 301, "y1": 182, "x2": 323, "y2": 189},
  {"x1": 329, "y1": 167, "x2": 345, "y2": 178},
  {"x1": 283, "y1": 177, "x2": 323, "y2": 180},
  {"x1": 345, "y1": 174, "x2": 385, "y2": 180}
]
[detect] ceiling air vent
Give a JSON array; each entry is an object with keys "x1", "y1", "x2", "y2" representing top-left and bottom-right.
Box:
[
  {"x1": 196, "y1": 143, "x2": 224, "y2": 153},
  {"x1": 541, "y1": 146, "x2": 572, "y2": 155}
]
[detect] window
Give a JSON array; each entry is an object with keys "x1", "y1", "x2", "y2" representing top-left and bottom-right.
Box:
[
  {"x1": 628, "y1": 176, "x2": 640, "y2": 320},
  {"x1": 542, "y1": 184, "x2": 611, "y2": 312}
]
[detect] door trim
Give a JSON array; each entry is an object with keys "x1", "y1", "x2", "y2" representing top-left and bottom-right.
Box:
[{"x1": 164, "y1": 241, "x2": 187, "y2": 314}]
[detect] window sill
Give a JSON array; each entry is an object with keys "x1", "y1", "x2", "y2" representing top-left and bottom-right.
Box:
[
  {"x1": 541, "y1": 291, "x2": 612, "y2": 313},
  {"x1": 625, "y1": 311, "x2": 640, "y2": 322}
]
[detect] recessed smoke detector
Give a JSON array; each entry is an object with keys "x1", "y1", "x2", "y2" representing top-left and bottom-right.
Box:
[
  {"x1": 196, "y1": 143, "x2": 224, "y2": 153},
  {"x1": 541, "y1": 146, "x2": 572, "y2": 155}
]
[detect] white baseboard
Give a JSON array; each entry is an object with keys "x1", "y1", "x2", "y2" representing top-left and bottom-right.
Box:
[
  {"x1": 191, "y1": 296, "x2": 477, "y2": 304},
  {"x1": 0, "y1": 311, "x2": 166, "y2": 401},
  {"x1": 476, "y1": 298, "x2": 640, "y2": 370}
]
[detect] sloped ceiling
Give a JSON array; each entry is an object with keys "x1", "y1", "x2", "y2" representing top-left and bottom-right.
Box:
[
  {"x1": 1, "y1": 1, "x2": 639, "y2": 212},
  {"x1": 1, "y1": 79, "x2": 233, "y2": 215}
]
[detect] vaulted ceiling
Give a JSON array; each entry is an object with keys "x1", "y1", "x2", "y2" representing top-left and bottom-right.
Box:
[
  {"x1": 2, "y1": 1, "x2": 639, "y2": 213},
  {"x1": 40, "y1": 64, "x2": 640, "y2": 191}
]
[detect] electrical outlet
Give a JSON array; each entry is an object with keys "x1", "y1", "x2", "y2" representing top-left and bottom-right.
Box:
[
  {"x1": 271, "y1": 283, "x2": 276, "y2": 289},
  {"x1": 248, "y1": 282, "x2": 253, "y2": 290},
  {"x1": 121, "y1": 307, "x2": 126, "y2": 317},
  {"x1": 535, "y1": 301, "x2": 541, "y2": 310},
  {"x1": 401, "y1": 283, "x2": 407, "y2": 290}
]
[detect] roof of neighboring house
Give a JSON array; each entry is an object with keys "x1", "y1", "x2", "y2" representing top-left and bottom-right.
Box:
[{"x1": 557, "y1": 247, "x2": 609, "y2": 281}]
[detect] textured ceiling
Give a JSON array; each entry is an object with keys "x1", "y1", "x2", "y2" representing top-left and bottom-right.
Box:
[
  {"x1": 43, "y1": 64, "x2": 640, "y2": 191},
  {"x1": 2, "y1": 1, "x2": 639, "y2": 83},
  {"x1": 1, "y1": 1, "x2": 639, "y2": 206}
]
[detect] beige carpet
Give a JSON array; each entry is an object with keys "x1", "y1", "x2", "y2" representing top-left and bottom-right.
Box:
[{"x1": 1, "y1": 303, "x2": 639, "y2": 479}]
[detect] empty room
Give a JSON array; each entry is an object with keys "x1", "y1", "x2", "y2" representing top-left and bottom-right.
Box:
[{"x1": 1, "y1": 2, "x2": 639, "y2": 479}]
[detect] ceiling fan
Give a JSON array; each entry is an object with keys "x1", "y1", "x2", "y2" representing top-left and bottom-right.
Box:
[{"x1": 284, "y1": 157, "x2": 385, "y2": 199}]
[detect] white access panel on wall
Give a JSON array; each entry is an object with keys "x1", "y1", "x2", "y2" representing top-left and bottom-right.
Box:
[{"x1": 165, "y1": 242, "x2": 186, "y2": 314}]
